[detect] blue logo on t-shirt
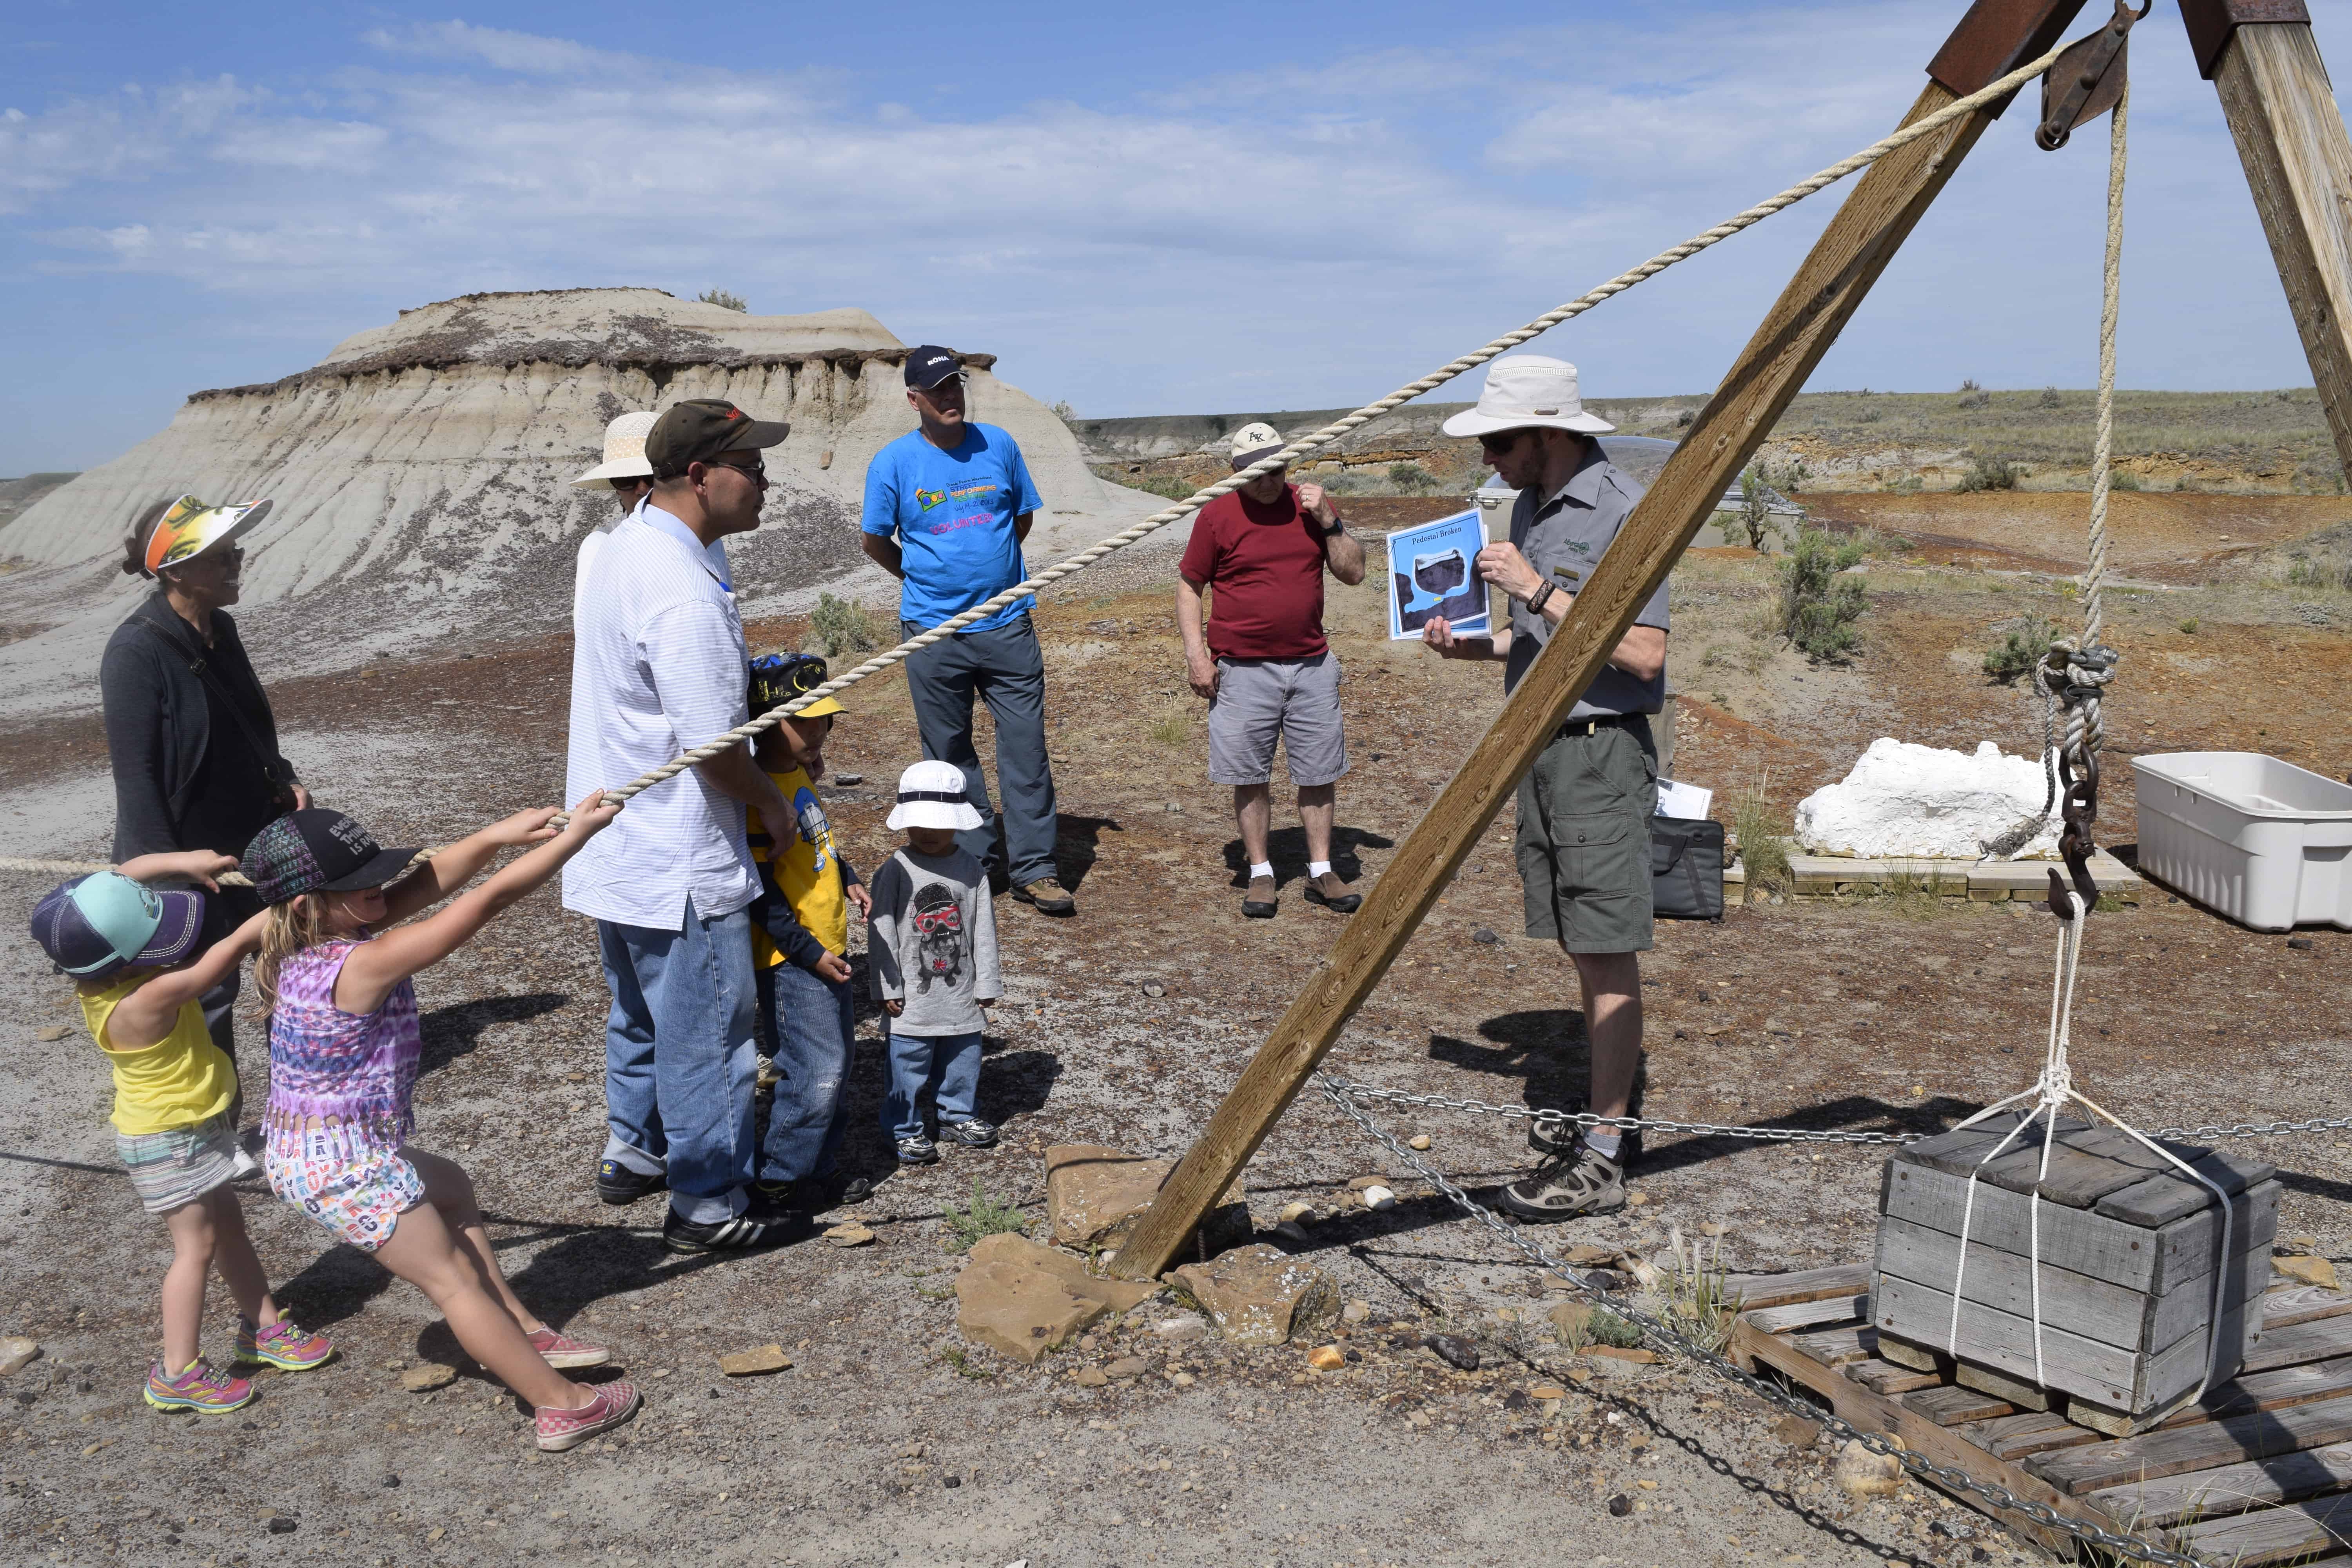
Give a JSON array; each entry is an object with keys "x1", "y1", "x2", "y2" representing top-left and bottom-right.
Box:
[{"x1": 860, "y1": 424, "x2": 1043, "y2": 633}]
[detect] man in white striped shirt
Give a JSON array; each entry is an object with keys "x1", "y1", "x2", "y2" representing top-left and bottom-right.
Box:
[{"x1": 564, "y1": 399, "x2": 802, "y2": 1255}]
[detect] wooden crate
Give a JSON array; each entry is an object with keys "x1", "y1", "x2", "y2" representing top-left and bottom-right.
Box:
[
  {"x1": 1870, "y1": 1114, "x2": 2280, "y2": 1428},
  {"x1": 1731, "y1": 1265, "x2": 2352, "y2": 1564}
]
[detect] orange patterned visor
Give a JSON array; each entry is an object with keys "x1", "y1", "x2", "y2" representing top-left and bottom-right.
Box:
[{"x1": 143, "y1": 494, "x2": 272, "y2": 575}]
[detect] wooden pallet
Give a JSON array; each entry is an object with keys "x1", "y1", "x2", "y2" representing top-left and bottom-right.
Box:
[{"x1": 1730, "y1": 1265, "x2": 2352, "y2": 1562}]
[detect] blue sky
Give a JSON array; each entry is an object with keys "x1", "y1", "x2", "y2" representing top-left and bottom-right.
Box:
[{"x1": 2, "y1": 0, "x2": 2344, "y2": 474}]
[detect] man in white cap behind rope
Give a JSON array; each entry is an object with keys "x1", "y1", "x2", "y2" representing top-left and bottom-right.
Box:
[{"x1": 1421, "y1": 356, "x2": 1667, "y2": 1222}]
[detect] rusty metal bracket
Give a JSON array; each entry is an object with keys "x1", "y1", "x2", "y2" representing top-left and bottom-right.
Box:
[
  {"x1": 2037, "y1": 0, "x2": 2151, "y2": 150},
  {"x1": 1931, "y1": 0, "x2": 2095, "y2": 106},
  {"x1": 2178, "y1": 0, "x2": 2312, "y2": 81}
]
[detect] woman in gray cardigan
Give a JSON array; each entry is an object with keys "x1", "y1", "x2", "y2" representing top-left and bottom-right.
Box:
[{"x1": 101, "y1": 495, "x2": 308, "y2": 1088}]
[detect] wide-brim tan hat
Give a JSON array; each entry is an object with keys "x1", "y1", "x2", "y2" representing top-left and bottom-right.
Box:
[
  {"x1": 571, "y1": 411, "x2": 659, "y2": 488},
  {"x1": 1440, "y1": 355, "x2": 1615, "y2": 438}
]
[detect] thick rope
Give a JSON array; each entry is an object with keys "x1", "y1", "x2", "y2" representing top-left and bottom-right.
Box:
[{"x1": 0, "y1": 41, "x2": 2070, "y2": 873}]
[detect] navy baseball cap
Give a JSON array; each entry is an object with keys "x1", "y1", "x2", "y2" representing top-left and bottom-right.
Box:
[
  {"x1": 903, "y1": 346, "x2": 965, "y2": 391},
  {"x1": 31, "y1": 872, "x2": 205, "y2": 980}
]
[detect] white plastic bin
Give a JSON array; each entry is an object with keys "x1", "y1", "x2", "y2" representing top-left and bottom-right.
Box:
[{"x1": 2130, "y1": 752, "x2": 2352, "y2": 931}]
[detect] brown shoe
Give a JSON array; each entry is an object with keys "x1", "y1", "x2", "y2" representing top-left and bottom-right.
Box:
[
  {"x1": 1241, "y1": 874, "x2": 1278, "y2": 919},
  {"x1": 1011, "y1": 877, "x2": 1076, "y2": 916},
  {"x1": 1303, "y1": 870, "x2": 1362, "y2": 914}
]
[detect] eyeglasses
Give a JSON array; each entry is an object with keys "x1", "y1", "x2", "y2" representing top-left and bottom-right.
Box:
[
  {"x1": 1478, "y1": 432, "x2": 1530, "y2": 456},
  {"x1": 706, "y1": 456, "x2": 768, "y2": 485}
]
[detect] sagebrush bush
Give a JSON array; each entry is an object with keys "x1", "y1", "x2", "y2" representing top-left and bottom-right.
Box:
[
  {"x1": 1778, "y1": 528, "x2": 1866, "y2": 661},
  {"x1": 810, "y1": 593, "x2": 881, "y2": 657},
  {"x1": 1958, "y1": 452, "x2": 2018, "y2": 492},
  {"x1": 1983, "y1": 614, "x2": 2056, "y2": 683}
]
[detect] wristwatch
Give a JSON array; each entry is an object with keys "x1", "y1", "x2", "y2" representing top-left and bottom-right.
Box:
[
  {"x1": 1526, "y1": 581, "x2": 1557, "y2": 617},
  {"x1": 1320, "y1": 515, "x2": 1345, "y2": 537}
]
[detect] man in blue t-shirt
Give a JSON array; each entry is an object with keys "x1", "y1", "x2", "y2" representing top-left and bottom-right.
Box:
[{"x1": 860, "y1": 347, "x2": 1073, "y2": 916}]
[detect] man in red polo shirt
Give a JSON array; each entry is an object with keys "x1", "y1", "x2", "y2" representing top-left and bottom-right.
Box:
[{"x1": 1176, "y1": 423, "x2": 1369, "y2": 918}]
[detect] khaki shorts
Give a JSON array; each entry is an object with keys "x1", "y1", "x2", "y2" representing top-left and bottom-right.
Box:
[
  {"x1": 1515, "y1": 720, "x2": 1657, "y2": 954},
  {"x1": 1206, "y1": 654, "x2": 1349, "y2": 787}
]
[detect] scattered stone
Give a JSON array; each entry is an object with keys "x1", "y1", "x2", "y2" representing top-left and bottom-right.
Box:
[
  {"x1": 1472, "y1": 928, "x2": 1500, "y2": 946},
  {"x1": 1150, "y1": 1314, "x2": 1208, "y2": 1342},
  {"x1": 1271, "y1": 1220, "x2": 1312, "y2": 1245},
  {"x1": 267, "y1": 1518, "x2": 296, "y2": 1535},
  {"x1": 1530, "y1": 1383, "x2": 1566, "y2": 1401},
  {"x1": 1835, "y1": 1438, "x2": 1905, "y2": 1497},
  {"x1": 833, "y1": 773, "x2": 863, "y2": 786},
  {"x1": 1171, "y1": 1243, "x2": 1338, "y2": 1347},
  {"x1": 943, "y1": 1474, "x2": 960, "y2": 1488},
  {"x1": 822, "y1": 1224, "x2": 876, "y2": 1248},
  {"x1": 1346, "y1": 1176, "x2": 1383, "y2": 1191},
  {"x1": 1360, "y1": 1185, "x2": 1396, "y2": 1211},
  {"x1": 1171, "y1": 1371, "x2": 1196, "y2": 1387},
  {"x1": 953, "y1": 1232, "x2": 1156, "y2": 1365},
  {"x1": 1699, "y1": 1222, "x2": 1728, "y2": 1238},
  {"x1": 401, "y1": 1364, "x2": 457, "y2": 1392},
  {"x1": 2292, "y1": 1234, "x2": 2320, "y2": 1250},
  {"x1": 1140, "y1": 983, "x2": 1166, "y2": 998},
  {"x1": 1105, "y1": 1357, "x2": 1150, "y2": 1381},
  {"x1": 1277, "y1": 1201, "x2": 1314, "y2": 1224},
  {"x1": 0, "y1": 1337, "x2": 39, "y2": 1376},
  {"x1": 1307, "y1": 1345, "x2": 1345, "y2": 1372},
  {"x1": 381, "y1": 1475, "x2": 401, "y2": 1489},
  {"x1": 718, "y1": 1345, "x2": 792, "y2": 1377},
  {"x1": 1564, "y1": 1244, "x2": 1617, "y2": 1265},
  {"x1": 1424, "y1": 1334, "x2": 1480, "y2": 1371},
  {"x1": 1772, "y1": 1414, "x2": 1824, "y2": 1449},
  {"x1": 1073, "y1": 1367, "x2": 1109, "y2": 1388},
  {"x1": 33, "y1": 1026, "x2": 68, "y2": 1042},
  {"x1": 1043, "y1": 1144, "x2": 1247, "y2": 1252},
  {"x1": 2274, "y1": 1254, "x2": 2341, "y2": 1290},
  {"x1": 1607, "y1": 1494, "x2": 1633, "y2": 1517},
  {"x1": 2288, "y1": 937, "x2": 2315, "y2": 951},
  {"x1": 1617, "y1": 1254, "x2": 1662, "y2": 1289},
  {"x1": 1341, "y1": 1301, "x2": 1371, "y2": 1324},
  {"x1": 1406, "y1": 1134, "x2": 1432, "y2": 1152},
  {"x1": 1626, "y1": 1191, "x2": 1650, "y2": 1207},
  {"x1": 1583, "y1": 1346, "x2": 1657, "y2": 1364}
]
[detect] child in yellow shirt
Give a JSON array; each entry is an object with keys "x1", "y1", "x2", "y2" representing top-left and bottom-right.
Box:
[
  {"x1": 744, "y1": 655, "x2": 872, "y2": 1214},
  {"x1": 31, "y1": 851, "x2": 333, "y2": 1415}
]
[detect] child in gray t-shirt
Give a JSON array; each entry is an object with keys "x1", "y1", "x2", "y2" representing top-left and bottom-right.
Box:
[{"x1": 868, "y1": 761, "x2": 1002, "y2": 1164}]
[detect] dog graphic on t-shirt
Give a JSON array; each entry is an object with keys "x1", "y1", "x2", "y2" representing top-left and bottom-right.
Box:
[{"x1": 909, "y1": 882, "x2": 966, "y2": 993}]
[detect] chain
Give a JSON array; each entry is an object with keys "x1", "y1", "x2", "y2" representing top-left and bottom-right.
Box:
[
  {"x1": 1325, "y1": 1078, "x2": 2351, "y2": 1150},
  {"x1": 1312, "y1": 1073, "x2": 2214, "y2": 1567}
]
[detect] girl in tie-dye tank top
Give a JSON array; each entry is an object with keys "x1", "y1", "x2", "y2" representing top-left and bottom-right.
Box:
[{"x1": 242, "y1": 792, "x2": 641, "y2": 1453}]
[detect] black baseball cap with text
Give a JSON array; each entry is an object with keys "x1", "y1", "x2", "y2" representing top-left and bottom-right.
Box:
[
  {"x1": 644, "y1": 399, "x2": 790, "y2": 475},
  {"x1": 902, "y1": 346, "x2": 965, "y2": 391}
]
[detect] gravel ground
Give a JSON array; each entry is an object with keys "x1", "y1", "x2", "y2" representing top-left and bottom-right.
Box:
[{"x1": 0, "y1": 518, "x2": 2346, "y2": 1568}]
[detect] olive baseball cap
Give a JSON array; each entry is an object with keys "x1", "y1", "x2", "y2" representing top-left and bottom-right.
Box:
[{"x1": 644, "y1": 399, "x2": 790, "y2": 475}]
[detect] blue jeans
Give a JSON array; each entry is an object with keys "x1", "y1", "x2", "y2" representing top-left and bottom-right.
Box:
[
  {"x1": 901, "y1": 613, "x2": 1058, "y2": 886},
  {"x1": 755, "y1": 961, "x2": 855, "y2": 1183},
  {"x1": 882, "y1": 1024, "x2": 982, "y2": 1143},
  {"x1": 596, "y1": 897, "x2": 759, "y2": 1225}
]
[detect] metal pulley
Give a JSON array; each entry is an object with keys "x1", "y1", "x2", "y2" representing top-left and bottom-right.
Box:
[{"x1": 2036, "y1": 0, "x2": 2152, "y2": 151}]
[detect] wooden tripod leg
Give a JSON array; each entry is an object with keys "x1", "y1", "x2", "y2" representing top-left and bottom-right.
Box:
[
  {"x1": 1109, "y1": 78, "x2": 2010, "y2": 1282},
  {"x1": 2200, "y1": 15, "x2": 2352, "y2": 477}
]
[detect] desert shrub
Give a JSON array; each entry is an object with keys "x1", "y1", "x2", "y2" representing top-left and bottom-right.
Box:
[
  {"x1": 1148, "y1": 700, "x2": 1190, "y2": 747},
  {"x1": 2286, "y1": 555, "x2": 2352, "y2": 590},
  {"x1": 1959, "y1": 378, "x2": 1983, "y2": 392},
  {"x1": 1736, "y1": 466, "x2": 1782, "y2": 552},
  {"x1": 2038, "y1": 386, "x2": 2062, "y2": 408},
  {"x1": 1675, "y1": 408, "x2": 1695, "y2": 428},
  {"x1": 1983, "y1": 614, "x2": 2056, "y2": 683},
  {"x1": 1588, "y1": 1309, "x2": 1646, "y2": 1349},
  {"x1": 1958, "y1": 453, "x2": 2018, "y2": 492},
  {"x1": 1846, "y1": 525, "x2": 1912, "y2": 556},
  {"x1": 1958, "y1": 382, "x2": 1991, "y2": 410},
  {"x1": 1049, "y1": 399, "x2": 1077, "y2": 423},
  {"x1": 1129, "y1": 475, "x2": 1198, "y2": 501},
  {"x1": 810, "y1": 592, "x2": 881, "y2": 657},
  {"x1": 943, "y1": 1182, "x2": 1028, "y2": 1252},
  {"x1": 2110, "y1": 469, "x2": 2142, "y2": 492},
  {"x1": 2179, "y1": 617, "x2": 2200, "y2": 635},
  {"x1": 1726, "y1": 787, "x2": 1792, "y2": 901},
  {"x1": 1387, "y1": 461, "x2": 1440, "y2": 493},
  {"x1": 1777, "y1": 528, "x2": 1867, "y2": 661},
  {"x1": 1662, "y1": 1227, "x2": 1737, "y2": 1354},
  {"x1": 697, "y1": 287, "x2": 748, "y2": 312},
  {"x1": 1765, "y1": 457, "x2": 1811, "y2": 495}
]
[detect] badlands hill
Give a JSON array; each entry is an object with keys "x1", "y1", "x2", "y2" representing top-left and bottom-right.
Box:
[{"x1": 0, "y1": 289, "x2": 1149, "y2": 721}]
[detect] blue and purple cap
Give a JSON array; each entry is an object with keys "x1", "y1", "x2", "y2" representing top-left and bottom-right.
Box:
[{"x1": 31, "y1": 873, "x2": 205, "y2": 980}]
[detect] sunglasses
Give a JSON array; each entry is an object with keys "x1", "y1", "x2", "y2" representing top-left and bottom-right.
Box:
[
  {"x1": 1478, "y1": 431, "x2": 1531, "y2": 456},
  {"x1": 705, "y1": 456, "x2": 768, "y2": 485}
]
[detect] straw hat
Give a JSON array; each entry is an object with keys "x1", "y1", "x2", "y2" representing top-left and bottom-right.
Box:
[
  {"x1": 570, "y1": 412, "x2": 658, "y2": 488},
  {"x1": 1439, "y1": 356, "x2": 1615, "y2": 438}
]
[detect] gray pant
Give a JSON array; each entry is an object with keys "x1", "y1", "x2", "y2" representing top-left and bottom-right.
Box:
[{"x1": 901, "y1": 613, "x2": 1059, "y2": 886}]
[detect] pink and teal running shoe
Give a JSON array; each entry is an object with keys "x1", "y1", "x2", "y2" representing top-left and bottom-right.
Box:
[
  {"x1": 145, "y1": 1359, "x2": 254, "y2": 1414},
  {"x1": 234, "y1": 1318, "x2": 335, "y2": 1372}
]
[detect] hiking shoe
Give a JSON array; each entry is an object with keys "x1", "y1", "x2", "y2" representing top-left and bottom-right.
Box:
[
  {"x1": 145, "y1": 1359, "x2": 254, "y2": 1415},
  {"x1": 895, "y1": 1135, "x2": 940, "y2": 1165},
  {"x1": 1530, "y1": 1119, "x2": 1641, "y2": 1166},
  {"x1": 1496, "y1": 1145, "x2": 1626, "y2": 1222},
  {"x1": 535, "y1": 1379, "x2": 640, "y2": 1452},
  {"x1": 527, "y1": 1327, "x2": 612, "y2": 1370},
  {"x1": 1011, "y1": 877, "x2": 1076, "y2": 916},
  {"x1": 827, "y1": 1173, "x2": 875, "y2": 1208},
  {"x1": 1241, "y1": 874, "x2": 1277, "y2": 919},
  {"x1": 1302, "y1": 871, "x2": 1362, "y2": 914},
  {"x1": 661, "y1": 1209, "x2": 793, "y2": 1256},
  {"x1": 233, "y1": 1318, "x2": 334, "y2": 1372},
  {"x1": 939, "y1": 1118, "x2": 999, "y2": 1149},
  {"x1": 596, "y1": 1159, "x2": 666, "y2": 1207}
]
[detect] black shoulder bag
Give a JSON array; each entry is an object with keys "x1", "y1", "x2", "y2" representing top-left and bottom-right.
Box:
[{"x1": 138, "y1": 617, "x2": 300, "y2": 815}]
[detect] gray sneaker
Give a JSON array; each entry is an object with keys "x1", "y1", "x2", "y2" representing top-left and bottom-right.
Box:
[
  {"x1": 939, "y1": 1118, "x2": 999, "y2": 1148},
  {"x1": 1497, "y1": 1145, "x2": 1626, "y2": 1222}
]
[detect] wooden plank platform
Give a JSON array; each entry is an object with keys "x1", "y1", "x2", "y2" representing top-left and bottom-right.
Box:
[
  {"x1": 1733, "y1": 1258, "x2": 2352, "y2": 1561},
  {"x1": 1782, "y1": 849, "x2": 2141, "y2": 903}
]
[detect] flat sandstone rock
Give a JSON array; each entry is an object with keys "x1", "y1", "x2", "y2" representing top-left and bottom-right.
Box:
[
  {"x1": 1043, "y1": 1144, "x2": 1248, "y2": 1252},
  {"x1": 1172, "y1": 1243, "x2": 1337, "y2": 1348},
  {"x1": 954, "y1": 1232, "x2": 1157, "y2": 1365}
]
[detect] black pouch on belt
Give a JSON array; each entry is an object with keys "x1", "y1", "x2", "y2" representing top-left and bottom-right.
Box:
[{"x1": 1650, "y1": 816, "x2": 1726, "y2": 922}]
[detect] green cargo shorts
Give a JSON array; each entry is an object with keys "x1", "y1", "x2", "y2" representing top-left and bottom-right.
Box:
[{"x1": 1515, "y1": 719, "x2": 1658, "y2": 955}]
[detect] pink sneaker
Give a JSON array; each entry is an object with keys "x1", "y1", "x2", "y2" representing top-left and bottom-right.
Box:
[
  {"x1": 527, "y1": 1327, "x2": 612, "y2": 1370},
  {"x1": 234, "y1": 1318, "x2": 336, "y2": 1372},
  {"x1": 144, "y1": 1359, "x2": 254, "y2": 1414},
  {"x1": 535, "y1": 1379, "x2": 640, "y2": 1452}
]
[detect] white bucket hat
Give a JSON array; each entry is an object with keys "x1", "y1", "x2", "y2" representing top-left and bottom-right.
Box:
[
  {"x1": 888, "y1": 759, "x2": 985, "y2": 832},
  {"x1": 570, "y1": 412, "x2": 659, "y2": 488},
  {"x1": 1439, "y1": 356, "x2": 1615, "y2": 438}
]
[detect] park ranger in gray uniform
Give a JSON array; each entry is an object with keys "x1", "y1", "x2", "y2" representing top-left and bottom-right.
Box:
[{"x1": 1421, "y1": 355, "x2": 1668, "y2": 1221}]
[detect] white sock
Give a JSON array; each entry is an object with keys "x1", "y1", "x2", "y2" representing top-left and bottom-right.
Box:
[
  {"x1": 1585, "y1": 1128, "x2": 1624, "y2": 1162},
  {"x1": 1308, "y1": 860, "x2": 1332, "y2": 878},
  {"x1": 1249, "y1": 861, "x2": 1274, "y2": 880}
]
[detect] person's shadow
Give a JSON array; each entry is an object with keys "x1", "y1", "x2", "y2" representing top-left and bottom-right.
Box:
[
  {"x1": 418, "y1": 993, "x2": 568, "y2": 1078},
  {"x1": 1221, "y1": 825, "x2": 1394, "y2": 891},
  {"x1": 1051, "y1": 812, "x2": 1122, "y2": 893}
]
